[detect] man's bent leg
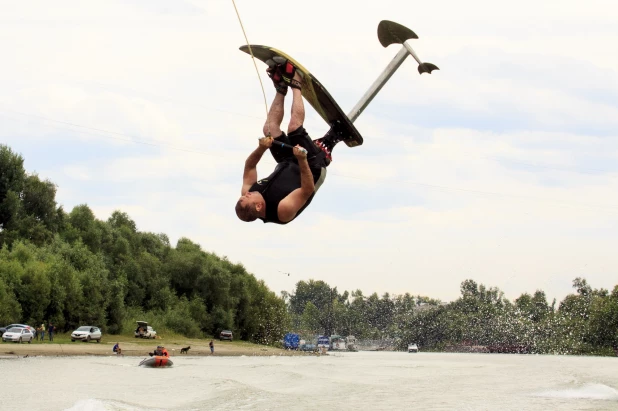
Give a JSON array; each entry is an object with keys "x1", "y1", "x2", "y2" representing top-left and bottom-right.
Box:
[
  {"x1": 263, "y1": 92, "x2": 294, "y2": 163},
  {"x1": 263, "y1": 93, "x2": 285, "y2": 138},
  {"x1": 287, "y1": 127, "x2": 329, "y2": 189},
  {"x1": 286, "y1": 69, "x2": 328, "y2": 165},
  {"x1": 288, "y1": 126, "x2": 324, "y2": 161},
  {"x1": 287, "y1": 71, "x2": 305, "y2": 134}
]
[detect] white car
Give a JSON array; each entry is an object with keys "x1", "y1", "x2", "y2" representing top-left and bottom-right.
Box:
[
  {"x1": 0, "y1": 323, "x2": 33, "y2": 337},
  {"x1": 71, "y1": 326, "x2": 102, "y2": 343},
  {"x1": 134, "y1": 321, "x2": 157, "y2": 339},
  {"x1": 2, "y1": 327, "x2": 34, "y2": 343},
  {"x1": 408, "y1": 343, "x2": 419, "y2": 353}
]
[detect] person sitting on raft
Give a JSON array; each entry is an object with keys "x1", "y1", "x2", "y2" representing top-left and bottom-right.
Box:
[{"x1": 149, "y1": 345, "x2": 169, "y2": 357}]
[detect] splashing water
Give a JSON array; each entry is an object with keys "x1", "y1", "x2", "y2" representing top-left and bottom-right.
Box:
[{"x1": 535, "y1": 384, "x2": 618, "y2": 401}]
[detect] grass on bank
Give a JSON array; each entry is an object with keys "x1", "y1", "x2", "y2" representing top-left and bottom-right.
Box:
[{"x1": 3, "y1": 332, "x2": 282, "y2": 354}]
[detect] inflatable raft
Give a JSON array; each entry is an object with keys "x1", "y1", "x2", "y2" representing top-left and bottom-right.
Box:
[{"x1": 139, "y1": 356, "x2": 173, "y2": 368}]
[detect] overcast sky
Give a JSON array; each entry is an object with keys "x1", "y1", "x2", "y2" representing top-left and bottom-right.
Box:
[{"x1": 1, "y1": 0, "x2": 617, "y2": 303}]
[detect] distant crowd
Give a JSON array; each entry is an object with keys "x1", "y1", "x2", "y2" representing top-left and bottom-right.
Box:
[{"x1": 33, "y1": 323, "x2": 56, "y2": 341}]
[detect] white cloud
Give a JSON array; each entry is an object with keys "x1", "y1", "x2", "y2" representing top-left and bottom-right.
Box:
[
  {"x1": 1, "y1": 0, "x2": 617, "y2": 304},
  {"x1": 62, "y1": 165, "x2": 92, "y2": 181}
]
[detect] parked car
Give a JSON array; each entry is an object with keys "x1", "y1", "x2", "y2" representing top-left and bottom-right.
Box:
[
  {"x1": 299, "y1": 343, "x2": 316, "y2": 352},
  {"x1": 408, "y1": 343, "x2": 419, "y2": 353},
  {"x1": 71, "y1": 326, "x2": 102, "y2": 342},
  {"x1": 283, "y1": 332, "x2": 300, "y2": 349},
  {"x1": 219, "y1": 330, "x2": 233, "y2": 341},
  {"x1": 0, "y1": 324, "x2": 33, "y2": 337},
  {"x1": 317, "y1": 335, "x2": 329, "y2": 348},
  {"x1": 134, "y1": 321, "x2": 157, "y2": 339},
  {"x1": 2, "y1": 327, "x2": 34, "y2": 343}
]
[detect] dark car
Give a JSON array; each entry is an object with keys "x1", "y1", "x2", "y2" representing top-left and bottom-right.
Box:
[
  {"x1": 219, "y1": 330, "x2": 233, "y2": 341},
  {"x1": 0, "y1": 324, "x2": 31, "y2": 337},
  {"x1": 300, "y1": 343, "x2": 316, "y2": 352}
]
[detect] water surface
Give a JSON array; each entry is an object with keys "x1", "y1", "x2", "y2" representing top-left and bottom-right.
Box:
[{"x1": 1, "y1": 352, "x2": 616, "y2": 410}]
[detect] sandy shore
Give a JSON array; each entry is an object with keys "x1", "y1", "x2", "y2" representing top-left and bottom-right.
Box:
[{"x1": 0, "y1": 339, "x2": 307, "y2": 357}]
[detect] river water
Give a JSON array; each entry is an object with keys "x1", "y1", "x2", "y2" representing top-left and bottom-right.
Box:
[{"x1": 0, "y1": 352, "x2": 616, "y2": 410}]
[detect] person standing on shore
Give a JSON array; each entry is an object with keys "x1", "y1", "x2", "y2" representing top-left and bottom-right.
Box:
[
  {"x1": 48, "y1": 322, "x2": 54, "y2": 342},
  {"x1": 209, "y1": 340, "x2": 214, "y2": 355},
  {"x1": 40, "y1": 323, "x2": 45, "y2": 341}
]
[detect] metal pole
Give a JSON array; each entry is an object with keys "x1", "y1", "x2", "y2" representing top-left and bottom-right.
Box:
[
  {"x1": 346, "y1": 46, "x2": 409, "y2": 123},
  {"x1": 402, "y1": 41, "x2": 423, "y2": 65}
]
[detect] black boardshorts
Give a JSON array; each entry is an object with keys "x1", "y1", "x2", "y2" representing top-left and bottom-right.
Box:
[
  {"x1": 269, "y1": 126, "x2": 329, "y2": 168},
  {"x1": 269, "y1": 126, "x2": 328, "y2": 190}
]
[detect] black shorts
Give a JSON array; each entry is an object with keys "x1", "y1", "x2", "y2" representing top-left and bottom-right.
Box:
[{"x1": 269, "y1": 126, "x2": 329, "y2": 170}]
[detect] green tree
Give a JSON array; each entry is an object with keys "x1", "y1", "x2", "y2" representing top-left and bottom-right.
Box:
[
  {"x1": 65, "y1": 204, "x2": 102, "y2": 252},
  {"x1": 300, "y1": 301, "x2": 321, "y2": 334},
  {"x1": 0, "y1": 145, "x2": 26, "y2": 235},
  {"x1": 0, "y1": 277, "x2": 22, "y2": 324}
]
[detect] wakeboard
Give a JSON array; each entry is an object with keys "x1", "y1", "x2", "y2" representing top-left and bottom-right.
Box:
[{"x1": 240, "y1": 45, "x2": 363, "y2": 148}]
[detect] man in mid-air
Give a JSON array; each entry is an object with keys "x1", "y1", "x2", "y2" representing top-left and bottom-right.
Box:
[{"x1": 235, "y1": 59, "x2": 347, "y2": 224}]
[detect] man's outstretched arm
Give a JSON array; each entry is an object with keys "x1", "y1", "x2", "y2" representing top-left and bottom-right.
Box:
[
  {"x1": 278, "y1": 145, "x2": 314, "y2": 223},
  {"x1": 242, "y1": 137, "x2": 272, "y2": 195}
]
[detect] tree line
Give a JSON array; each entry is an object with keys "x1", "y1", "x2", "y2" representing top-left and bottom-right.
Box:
[
  {"x1": 2, "y1": 143, "x2": 616, "y2": 355},
  {"x1": 285, "y1": 278, "x2": 618, "y2": 355},
  {"x1": 0, "y1": 144, "x2": 286, "y2": 343}
]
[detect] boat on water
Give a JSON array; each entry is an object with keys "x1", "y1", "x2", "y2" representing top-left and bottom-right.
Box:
[
  {"x1": 314, "y1": 335, "x2": 359, "y2": 352},
  {"x1": 329, "y1": 335, "x2": 358, "y2": 352},
  {"x1": 139, "y1": 356, "x2": 173, "y2": 368},
  {"x1": 329, "y1": 335, "x2": 347, "y2": 351},
  {"x1": 346, "y1": 335, "x2": 358, "y2": 352}
]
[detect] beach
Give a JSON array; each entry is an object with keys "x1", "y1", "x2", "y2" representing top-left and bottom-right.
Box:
[{"x1": 0, "y1": 336, "x2": 304, "y2": 357}]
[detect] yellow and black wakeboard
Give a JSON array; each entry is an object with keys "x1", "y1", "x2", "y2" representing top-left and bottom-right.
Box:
[{"x1": 240, "y1": 45, "x2": 363, "y2": 148}]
